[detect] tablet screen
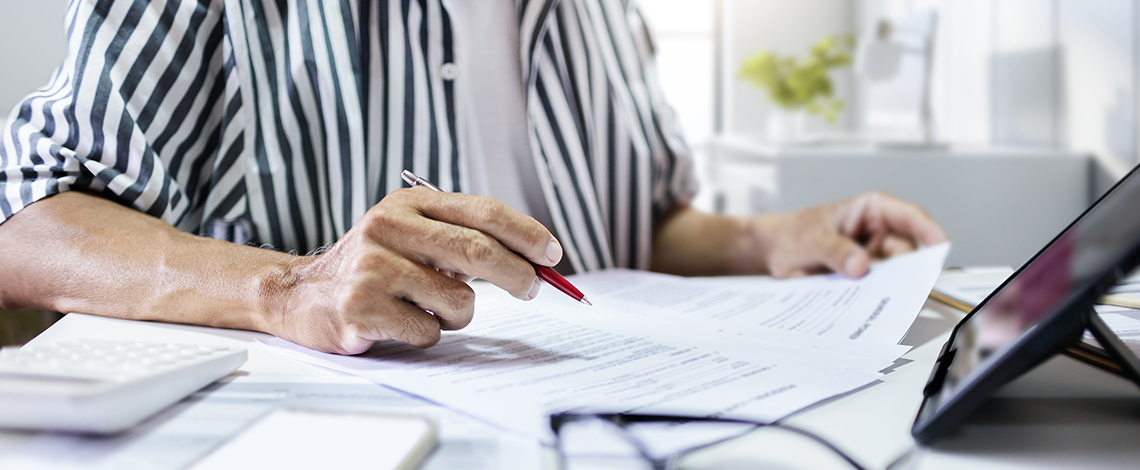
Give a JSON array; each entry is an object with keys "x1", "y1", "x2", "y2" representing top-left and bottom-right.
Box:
[{"x1": 922, "y1": 165, "x2": 1140, "y2": 424}]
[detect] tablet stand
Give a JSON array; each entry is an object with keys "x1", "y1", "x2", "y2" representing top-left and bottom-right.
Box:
[{"x1": 1081, "y1": 310, "x2": 1140, "y2": 388}]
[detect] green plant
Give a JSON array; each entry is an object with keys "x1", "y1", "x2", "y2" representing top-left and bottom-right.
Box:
[{"x1": 738, "y1": 35, "x2": 854, "y2": 123}]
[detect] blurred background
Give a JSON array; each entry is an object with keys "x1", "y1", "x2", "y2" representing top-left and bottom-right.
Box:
[
  {"x1": 1, "y1": 0, "x2": 1137, "y2": 338},
  {"x1": 629, "y1": 0, "x2": 1137, "y2": 269}
]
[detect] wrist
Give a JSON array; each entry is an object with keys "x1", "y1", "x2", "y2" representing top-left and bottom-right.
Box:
[
  {"x1": 249, "y1": 251, "x2": 310, "y2": 336},
  {"x1": 731, "y1": 214, "x2": 779, "y2": 275}
]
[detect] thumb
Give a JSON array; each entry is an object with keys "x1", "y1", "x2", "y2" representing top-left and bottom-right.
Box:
[{"x1": 816, "y1": 232, "x2": 871, "y2": 278}]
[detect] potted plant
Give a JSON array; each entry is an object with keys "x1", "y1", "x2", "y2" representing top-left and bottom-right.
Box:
[{"x1": 738, "y1": 35, "x2": 854, "y2": 142}]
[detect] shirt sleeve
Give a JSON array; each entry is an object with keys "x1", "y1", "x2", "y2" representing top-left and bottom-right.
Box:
[{"x1": 0, "y1": 0, "x2": 227, "y2": 229}]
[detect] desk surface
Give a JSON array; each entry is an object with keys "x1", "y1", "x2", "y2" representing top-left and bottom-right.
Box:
[
  {"x1": 683, "y1": 300, "x2": 1140, "y2": 469},
  {"x1": 3, "y1": 297, "x2": 1140, "y2": 469}
]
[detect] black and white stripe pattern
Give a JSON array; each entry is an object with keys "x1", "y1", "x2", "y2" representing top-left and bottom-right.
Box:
[{"x1": 0, "y1": 0, "x2": 695, "y2": 272}]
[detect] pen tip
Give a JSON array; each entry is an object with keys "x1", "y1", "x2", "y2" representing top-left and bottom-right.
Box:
[{"x1": 580, "y1": 297, "x2": 592, "y2": 306}]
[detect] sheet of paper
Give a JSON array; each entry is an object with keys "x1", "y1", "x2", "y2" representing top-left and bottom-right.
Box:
[
  {"x1": 565, "y1": 244, "x2": 949, "y2": 368},
  {"x1": 1109, "y1": 269, "x2": 1140, "y2": 297},
  {"x1": 932, "y1": 266, "x2": 1013, "y2": 307},
  {"x1": 262, "y1": 294, "x2": 883, "y2": 443},
  {"x1": 1086, "y1": 310, "x2": 1140, "y2": 356},
  {"x1": 1099, "y1": 312, "x2": 1140, "y2": 337}
]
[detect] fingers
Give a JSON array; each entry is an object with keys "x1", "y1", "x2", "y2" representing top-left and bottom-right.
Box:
[
  {"x1": 332, "y1": 301, "x2": 442, "y2": 354},
  {"x1": 817, "y1": 232, "x2": 871, "y2": 278},
  {"x1": 415, "y1": 221, "x2": 541, "y2": 300},
  {"x1": 344, "y1": 252, "x2": 476, "y2": 333},
  {"x1": 328, "y1": 258, "x2": 474, "y2": 352},
  {"x1": 878, "y1": 195, "x2": 948, "y2": 246},
  {"x1": 351, "y1": 300, "x2": 444, "y2": 349},
  {"x1": 879, "y1": 233, "x2": 917, "y2": 258},
  {"x1": 843, "y1": 192, "x2": 949, "y2": 248},
  {"x1": 278, "y1": 189, "x2": 565, "y2": 354},
  {"x1": 390, "y1": 261, "x2": 476, "y2": 331},
  {"x1": 370, "y1": 189, "x2": 558, "y2": 300},
  {"x1": 412, "y1": 189, "x2": 563, "y2": 267},
  {"x1": 764, "y1": 221, "x2": 870, "y2": 279}
]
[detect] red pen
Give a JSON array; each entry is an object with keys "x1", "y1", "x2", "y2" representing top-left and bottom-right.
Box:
[{"x1": 401, "y1": 170, "x2": 592, "y2": 306}]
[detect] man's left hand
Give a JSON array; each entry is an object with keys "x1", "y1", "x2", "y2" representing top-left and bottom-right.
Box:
[{"x1": 746, "y1": 192, "x2": 949, "y2": 278}]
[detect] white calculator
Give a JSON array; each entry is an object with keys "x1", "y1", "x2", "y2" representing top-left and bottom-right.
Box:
[{"x1": 0, "y1": 339, "x2": 246, "y2": 434}]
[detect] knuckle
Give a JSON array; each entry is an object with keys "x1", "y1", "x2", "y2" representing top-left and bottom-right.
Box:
[
  {"x1": 412, "y1": 330, "x2": 442, "y2": 348},
  {"x1": 359, "y1": 208, "x2": 400, "y2": 242},
  {"x1": 444, "y1": 284, "x2": 476, "y2": 314},
  {"x1": 469, "y1": 196, "x2": 502, "y2": 221},
  {"x1": 385, "y1": 187, "x2": 415, "y2": 204},
  {"x1": 403, "y1": 315, "x2": 441, "y2": 348},
  {"x1": 450, "y1": 310, "x2": 474, "y2": 330},
  {"x1": 368, "y1": 189, "x2": 422, "y2": 225},
  {"x1": 368, "y1": 204, "x2": 395, "y2": 224},
  {"x1": 461, "y1": 235, "x2": 497, "y2": 266}
]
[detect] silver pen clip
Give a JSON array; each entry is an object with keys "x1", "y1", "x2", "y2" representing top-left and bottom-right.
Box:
[{"x1": 401, "y1": 170, "x2": 442, "y2": 192}]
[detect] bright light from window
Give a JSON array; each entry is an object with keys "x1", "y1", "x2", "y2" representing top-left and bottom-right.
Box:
[{"x1": 638, "y1": 1, "x2": 717, "y2": 147}]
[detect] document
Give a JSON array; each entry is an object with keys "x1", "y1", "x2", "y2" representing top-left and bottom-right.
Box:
[
  {"x1": 564, "y1": 244, "x2": 950, "y2": 368},
  {"x1": 1084, "y1": 309, "x2": 1140, "y2": 356},
  {"x1": 1102, "y1": 271, "x2": 1140, "y2": 309},
  {"x1": 1098, "y1": 311, "x2": 1140, "y2": 337},
  {"x1": 263, "y1": 300, "x2": 882, "y2": 441},
  {"x1": 931, "y1": 266, "x2": 1014, "y2": 308},
  {"x1": 260, "y1": 246, "x2": 947, "y2": 443}
]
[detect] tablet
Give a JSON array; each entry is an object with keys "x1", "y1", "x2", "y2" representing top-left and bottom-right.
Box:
[{"x1": 912, "y1": 163, "x2": 1140, "y2": 444}]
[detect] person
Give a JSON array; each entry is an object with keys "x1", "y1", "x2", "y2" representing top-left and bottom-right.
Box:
[{"x1": 0, "y1": 0, "x2": 947, "y2": 355}]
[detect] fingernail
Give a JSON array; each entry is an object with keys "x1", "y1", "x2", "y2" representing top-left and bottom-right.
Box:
[
  {"x1": 527, "y1": 279, "x2": 541, "y2": 300},
  {"x1": 546, "y1": 240, "x2": 562, "y2": 264}
]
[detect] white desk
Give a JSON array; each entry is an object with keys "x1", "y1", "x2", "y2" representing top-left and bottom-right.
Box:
[
  {"x1": 3, "y1": 293, "x2": 1140, "y2": 469},
  {"x1": 0, "y1": 314, "x2": 547, "y2": 470},
  {"x1": 681, "y1": 299, "x2": 1140, "y2": 469}
]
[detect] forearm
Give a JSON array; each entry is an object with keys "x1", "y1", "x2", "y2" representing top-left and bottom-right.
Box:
[
  {"x1": 0, "y1": 192, "x2": 295, "y2": 333},
  {"x1": 650, "y1": 204, "x2": 768, "y2": 276}
]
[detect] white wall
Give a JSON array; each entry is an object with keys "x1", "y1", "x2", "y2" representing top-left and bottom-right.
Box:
[
  {"x1": 1056, "y1": 0, "x2": 1137, "y2": 187},
  {"x1": 921, "y1": 0, "x2": 993, "y2": 145},
  {"x1": 861, "y1": 0, "x2": 1140, "y2": 197},
  {"x1": 0, "y1": 0, "x2": 70, "y2": 130}
]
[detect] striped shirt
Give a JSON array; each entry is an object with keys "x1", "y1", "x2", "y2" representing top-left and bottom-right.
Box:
[{"x1": 0, "y1": 0, "x2": 696, "y2": 273}]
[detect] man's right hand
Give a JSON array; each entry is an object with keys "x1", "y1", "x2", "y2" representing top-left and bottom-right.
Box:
[
  {"x1": 264, "y1": 188, "x2": 563, "y2": 354},
  {"x1": 0, "y1": 190, "x2": 561, "y2": 356}
]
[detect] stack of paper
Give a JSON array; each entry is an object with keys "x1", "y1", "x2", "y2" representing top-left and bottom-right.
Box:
[{"x1": 261, "y1": 244, "x2": 950, "y2": 444}]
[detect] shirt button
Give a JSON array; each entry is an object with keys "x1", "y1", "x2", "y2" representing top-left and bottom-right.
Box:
[{"x1": 440, "y1": 62, "x2": 459, "y2": 80}]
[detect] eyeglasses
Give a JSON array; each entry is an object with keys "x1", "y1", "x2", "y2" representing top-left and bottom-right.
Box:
[{"x1": 549, "y1": 413, "x2": 871, "y2": 470}]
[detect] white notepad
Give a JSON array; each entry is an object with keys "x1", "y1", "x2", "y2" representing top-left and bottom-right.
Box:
[{"x1": 191, "y1": 408, "x2": 436, "y2": 470}]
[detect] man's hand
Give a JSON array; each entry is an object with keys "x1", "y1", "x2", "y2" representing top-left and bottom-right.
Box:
[
  {"x1": 259, "y1": 188, "x2": 562, "y2": 354},
  {"x1": 0, "y1": 190, "x2": 560, "y2": 356},
  {"x1": 747, "y1": 192, "x2": 948, "y2": 278},
  {"x1": 650, "y1": 192, "x2": 947, "y2": 279}
]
